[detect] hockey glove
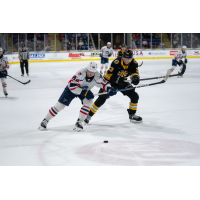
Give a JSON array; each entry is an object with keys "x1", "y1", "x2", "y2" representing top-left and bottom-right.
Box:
[
  {"x1": 107, "y1": 86, "x2": 117, "y2": 96},
  {"x1": 81, "y1": 89, "x2": 94, "y2": 100},
  {"x1": 178, "y1": 60, "x2": 183, "y2": 66},
  {"x1": 131, "y1": 76, "x2": 140, "y2": 85},
  {"x1": 172, "y1": 59, "x2": 178, "y2": 66},
  {"x1": 185, "y1": 58, "x2": 187, "y2": 64},
  {"x1": 99, "y1": 53, "x2": 102, "y2": 57},
  {"x1": 0, "y1": 70, "x2": 7, "y2": 77},
  {"x1": 108, "y1": 53, "x2": 112, "y2": 57}
]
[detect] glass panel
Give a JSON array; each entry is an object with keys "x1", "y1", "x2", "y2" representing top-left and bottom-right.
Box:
[
  {"x1": 152, "y1": 33, "x2": 161, "y2": 49},
  {"x1": 160, "y1": 33, "x2": 171, "y2": 49},
  {"x1": 19, "y1": 33, "x2": 26, "y2": 49},
  {"x1": 44, "y1": 34, "x2": 50, "y2": 51},
  {"x1": 7, "y1": 33, "x2": 12, "y2": 53},
  {"x1": 132, "y1": 33, "x2": 141, "y2": 49},
  {"x1": 55, "y1": 33, "x2": 62, "y2": 51},
  {"x1": 182, "y1": 33, "x2": 191, "y2": 49},
  {"x1": 142, "y1": 33, "x2": 151, "y2": 49},
  {"x1": 125, "y1": 33, "x2": 132, "y2": 49},
  {"x1": 113, "y1": 33, "x2": 123, "y2": 49},
  {"x1": 91, "y1": 33, "x2": 98, "y2": 50},
  {"x1": 26, "y1": 33, "x2": 34, "y2": 52},
  {"x1": 172, "y1": 33, "x2": 181, "y2": 49},
  {"x1": 76, "y1": 33, "x2": 91, "y2": 50},
  {"x1": 59, "y1": 33, "x2": 66, "y2": 51},
  {"x1": 12, "y1": 33, "x2": 18, "y2": 52},
  {"x1": 64, "y1": 33, "x2": 76, "y2": 50},
  {"x1": 100, "y1": 33, "x2": 111, "y2": 49},
  {"x1": 36, "y1": 33, "x2": 44, "y2": 51},
  {"x1": 192, "y1": 33, "x2": 200, "y2": 49}
]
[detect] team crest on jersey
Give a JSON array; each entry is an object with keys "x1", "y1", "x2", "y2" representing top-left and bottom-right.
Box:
[
  {"x1": 118, "y1": 70, "x2": 128, "y2": 77},
  {"x1": 114, "y1": 60, "x2": 119, "y2": 64}
]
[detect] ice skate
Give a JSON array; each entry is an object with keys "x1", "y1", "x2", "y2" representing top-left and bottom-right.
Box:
[
  {"x1": 127, "y1": 109, "x2": 142, "y2": 123},
  {"x1": 3, "y1": 90, "x2": 8, "y2": 97},
  {"x1": 104, "y1": 70, "x2": 106, "y2": 74},
  {"x1": 84, "y1": 115, "x2": 92, "y2": 125},
  {"x1": 27, "y1": 73, "x2": 29, "y2": 76},
  {"x1": 21, "y1": 74, "x2": 24, "y2": 76},
  {"x1": 177, "y1": 71, "x2": 183, "y2": 78},
  {"x1": 73, "y1": 119, "x2": 83, "y2": 132},
  {"x1": 38, "y1": 118, "x2": 48, "y2": 131},
  {"x1": 100, "y1": 71, "x2": 103, "y2": 75}
]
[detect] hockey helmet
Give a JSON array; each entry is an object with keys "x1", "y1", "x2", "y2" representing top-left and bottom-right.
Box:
[
  {"x1": 0, "y1": 47, "x2": 3, "y2": 52},
  {"x1": 122, "y1": 50, "x2": 133, "y2": 58},
  {"x1": 107, "y1": 42, "x2": 111, "y2": 45},
  {"x1": 87, "y1": 62, "x2": 98, "y2": 73},
  {"x1": 182, "y1": 46, "x2": 187, "y2": 49},
  {"x1": 121, "y1": 44, "x2": 127, "y2": 48}
]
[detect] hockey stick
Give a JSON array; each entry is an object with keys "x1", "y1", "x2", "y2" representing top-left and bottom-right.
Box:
[
  {"x1": 0, "y1": 72, "x2": 31, "y2": 85},
  {"x1": 95, "y1": 69, "x2": 171, "y2": 96},
  {"x1": 125, "y1": 63, "x2": 186, "y2": 82},
  {"x1": 139, "y1": 61, "x2": 143, "y2": 67}
]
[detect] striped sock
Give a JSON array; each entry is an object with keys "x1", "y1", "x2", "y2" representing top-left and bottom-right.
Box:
[
  {"x1": 89, "y1": 103, "x2": 99, "y2": 117},
  {"x1": 129, "y1": 102, "x2": 138, "y2": 114},
  {"x1": 2, "y1": 82, "x2": 7, "y2": 91},
  {"x1": 79, "y1": 105, "x2": 91, "y2": 122},
  {"x1": 45, "y1": 106, "x2": 59, "y2": 121}
]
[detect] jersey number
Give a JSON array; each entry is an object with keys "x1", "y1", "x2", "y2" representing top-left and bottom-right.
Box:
[{"x1": 109, "y1": 66, "x2": 114, "y2": 72}]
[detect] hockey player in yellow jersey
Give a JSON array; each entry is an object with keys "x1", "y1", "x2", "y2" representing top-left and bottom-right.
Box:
[
  {"x1": 117, "y1": 44, "x2": 127, "y2": 58},
  {"x1": 84, "y1": 50, "x2": 142, "y2": 124}
]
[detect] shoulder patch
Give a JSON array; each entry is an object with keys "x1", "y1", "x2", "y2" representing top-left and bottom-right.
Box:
[{"x1": 114, "y1": 59, "x2": 119, "y2": 64}]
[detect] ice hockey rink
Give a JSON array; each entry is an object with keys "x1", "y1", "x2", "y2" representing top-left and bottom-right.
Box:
[{"x1": 0, "y1": 58, "x2": 200, "y2": 166}]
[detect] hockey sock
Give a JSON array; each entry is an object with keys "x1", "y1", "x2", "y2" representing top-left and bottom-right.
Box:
[
  {"x1": 45, "y1": 102, "x2": 65, "y2": 121},
  {"x1": 1, "y1": 78, "x2": 7, "y2": 92},
  {"x1": 129, "y1": 102, "x2": 138, "y2": 115},
  {"x1": 170, "y1": 67, "x2": 175, "y2": 72},
  {"x1": 89, "y1": 103, "x2": 99, "y2": 117},
  {"x1": 79, "y1": 105, "x2": 91, "y2": 122},
  {"x1": 100, "y1": 64, "x2": 105, "y2": 72},
  {"x1": 105, "y1": 63, "x2": 109, "y2": 71}
]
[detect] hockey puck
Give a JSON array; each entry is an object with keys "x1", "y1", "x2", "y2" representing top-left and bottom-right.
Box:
[{"x1": 104, "y1": 141, "x2": 108, "y2": 143}]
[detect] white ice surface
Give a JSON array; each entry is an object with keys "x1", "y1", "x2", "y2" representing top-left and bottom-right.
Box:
[{"x1": 0, "y1": 59, "x2": 200, "y2": 166}]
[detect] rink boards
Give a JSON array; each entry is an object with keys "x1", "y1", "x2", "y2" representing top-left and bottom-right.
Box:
[{"x1": 5, "y1": 49, "x2": 200, "y2": 64}]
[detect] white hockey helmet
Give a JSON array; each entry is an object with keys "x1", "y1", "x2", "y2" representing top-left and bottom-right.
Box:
[
  {"x1": 107, "y1": 42, "x2": 111, "y2": 45},
  {"x1": 87, "y1": 62, "x2": 98, "y2": 73},
  {"x1": 182, "y1": 46, "x2": 187, "y2": 49},
  {"x1": 0, "y1": 47, "x2": 3, "y2": 52}
]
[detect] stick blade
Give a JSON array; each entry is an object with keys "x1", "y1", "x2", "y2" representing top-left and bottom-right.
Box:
[
  {"x1": 163, "y1": 69, "x2": 171, "y2": 82},
  {"x1": 23, "y1": 80, "x2": 31, "y2": 85}
]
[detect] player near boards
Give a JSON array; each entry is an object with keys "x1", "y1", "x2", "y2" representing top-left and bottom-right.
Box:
[
  {"x1": 0, "y1": 47, "x2": 9, "y2": 97},
  {"x1": 171, "y1": 46, "x2": 187, "y2": 78},
  {"x1": 100, "y1": 42, "x2": 114, "y2": 74},
  {"x1": 38, "y1": 62, "x2": 117, "y2": 132},
  {"x1": 19, "y1": 45, "x2": 30, "y2": 76},
  {"x1": 117, "y1": 44, "x2": 127, "y2": 58},
  {"x1": 84, "y1": 50, "x2": 142, "y2": 125}
]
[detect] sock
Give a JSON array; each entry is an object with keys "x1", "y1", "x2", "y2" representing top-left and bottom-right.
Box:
[
  {"x1": 89, "y1": 103, "x2": 99, "y2": 117},
  {"x1": 100, "y1": 64, "x2": 105, "y2": 72},
  {"x1": 129, "y1": 102, "x2": 138, "y2": 115},
  {"x1": 105, "y1": 63, "x2": 109, "y2": 71},
  {"x1": 1, "y1": 78, "x2": 7, "y2": 92},
  {"x1": 79, "y1": 105, "x2": 91, "y2": 122}
]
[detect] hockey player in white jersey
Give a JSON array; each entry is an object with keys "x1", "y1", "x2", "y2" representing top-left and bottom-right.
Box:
[
  {"x1": 38, "y1": 62, "x2": 117, "y2": 132},
  {"x1": 170, "y1": 46, "x2": 187, "y2": 78},
  {"x1": 100, "y1": 42, "x2": 114, "y2": 74},
  {"x1": 0, "y1": 47, "x2": 9, "y2": 97}
]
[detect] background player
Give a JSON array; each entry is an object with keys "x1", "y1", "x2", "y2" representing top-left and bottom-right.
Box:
[
  {"x1": 0, "y1": 47, "x2": 9, "y2": 97},
  {"x1": 171, "y1": 46, "x2": 187, "y2": 78},
  {"x1": 84, "y1": 50, "x2": 142, "y2": 125},
  {"x1": 38, "y1": 62, "x2": 116, "y2": 132},
  {"x1": 19, "y1": 45, "x2": 30, "y2": 76},
  {"x1": 100, "y1": 42, "x2": 114, "y2": 74},
  {"x1": 117, "y1": 44, "x2": 127, "y2": 57}
]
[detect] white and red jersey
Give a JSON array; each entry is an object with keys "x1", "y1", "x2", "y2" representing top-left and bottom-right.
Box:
[
  {"x1": 68, "y1": 67, "x2": 111, "y2": 95},
  {"x1": 173, "y1": 50, "x2": 187, "y2": 61},
  {"x1": 101, "y1": 46, "x2": 114, "y2": 58},
  {"x1": 0, "y1": 55, "x2": 9, "y2": 72}
]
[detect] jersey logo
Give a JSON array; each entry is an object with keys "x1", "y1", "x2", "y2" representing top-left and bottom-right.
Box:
[
  {"x1": 109, "y1": 66, "x2": 114, "y2": 72},
  {"x1": 114, "y1": 60, "x2": 119, "y2": 64},
  {"x1": 118, "y1": 70, "x2": 128, "y2": 77},
  {"x1": 63, "y1": 98, "x2": 68, "y2": 102}
]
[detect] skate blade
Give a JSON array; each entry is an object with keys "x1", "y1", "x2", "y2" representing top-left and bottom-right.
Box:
[
  {"x1": 38, "y1": 126, "x2": 46, "y2": 131},
  {"x1": 130, "y1": 120, "x2": 143, "y2": 123},
  {"x1": 73, "y1": 127, "x2": 82, "y2": 132}
]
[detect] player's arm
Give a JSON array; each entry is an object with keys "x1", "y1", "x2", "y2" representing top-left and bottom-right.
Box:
[
  {"x1": 19, "y1": 51, "x2": 21, "y2": 61},
  {"x1": 68, "y1": 71, "x2": 83, "y2": 95},
  {"x1": 103, "y1": 60, "x2": 118, "y2": 83},
  {"x1": 130, "y1": 60, "x2": 140, "y2": 85},
  {"x1": 117, "y1": 50, "x2": 122, "y2": 57}
]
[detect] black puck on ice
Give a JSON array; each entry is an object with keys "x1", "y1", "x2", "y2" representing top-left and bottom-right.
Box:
[{"x1": 104, "y1": 141, "x2": 108, "y2": 143}]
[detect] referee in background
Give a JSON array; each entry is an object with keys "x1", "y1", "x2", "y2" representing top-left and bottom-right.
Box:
[{"x1": 19, "y1": 45, "x2": 30, "y2": 76}]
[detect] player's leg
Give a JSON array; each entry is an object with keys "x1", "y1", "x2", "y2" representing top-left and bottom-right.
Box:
[
  {"x1": 73, "y1": 98, "x2": 93, "y2": 131},
  {"x1": 20, "y1": 61, "x2": 24, "y2": 76},
  {"x1": 25, "y1": 60, "x2": 29, "y2": 76},
  {"x1": 0, "y1": 77, "x2": 8, "y2": 97},
  {"x1": 84, "y1": 88, "x2": 110, "y2": 125},
  {"x1": 104, "y1": 58, "x2": 109, "y2": 74},
  {"x1": 121, "y1": 87, "x2": 142, "y2": 123},
  {"x1": 100, "y1": 57, "x2": 105, "y2": 74},
  {"x1": 170, "y1": 59, "x2": 177, "y2": 74},
  {"x1": 38, "y1": 87, "x2": 76, "y2": 130}
]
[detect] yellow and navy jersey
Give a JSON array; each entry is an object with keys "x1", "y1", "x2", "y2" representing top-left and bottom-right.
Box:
[
  {"x1": 117, "y1": 49, "x2": 124, "y2": 57},
  {"x1": 104, "y1": 57, "x2": 139, "y2": 84}
]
